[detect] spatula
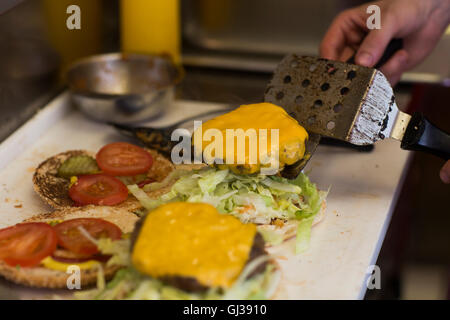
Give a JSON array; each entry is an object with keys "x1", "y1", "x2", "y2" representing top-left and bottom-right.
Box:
[{"x1": 265, "y1": 44, "x2": 450, "y2": 178}]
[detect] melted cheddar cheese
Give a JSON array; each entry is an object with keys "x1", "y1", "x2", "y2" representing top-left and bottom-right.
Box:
[
  {"x1": 193, "y1": 103, "x2": 308, "y2": 174},
  {"x1": 132, "y1": 202, "x2": 257, "y2": 288}
]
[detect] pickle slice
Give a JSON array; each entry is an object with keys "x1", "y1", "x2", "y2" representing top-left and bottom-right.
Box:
[{"x1": 57, "y1": 155, "x2": 100, "y2": 179}]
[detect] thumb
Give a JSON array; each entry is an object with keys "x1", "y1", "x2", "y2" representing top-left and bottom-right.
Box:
[
  {"x1": 440, "y1": 160, "x2": 450, "y2": 184},
  {"x1": 355, "y1": 19, "x2": 397, "y2": 67}
]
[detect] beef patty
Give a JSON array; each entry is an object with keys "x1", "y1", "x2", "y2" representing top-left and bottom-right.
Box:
[{"x1": 131, "y1": 218, "x2": 267, "y2": 293}]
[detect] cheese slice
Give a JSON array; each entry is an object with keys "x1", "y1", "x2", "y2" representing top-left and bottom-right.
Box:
[
  {"x1": 41, "y1": 257, "x2": 100, "y2": 271},
  {"x1": 132, "y1": 202, "x2": 257, "y2": 288},
  {"x1": 193, "y1": 102, "x2": 308, "y2": 174}
]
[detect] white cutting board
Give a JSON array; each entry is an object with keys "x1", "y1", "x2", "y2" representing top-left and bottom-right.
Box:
[{"x1": 0, "y1": 92, "x2": 410, "y2": 299}]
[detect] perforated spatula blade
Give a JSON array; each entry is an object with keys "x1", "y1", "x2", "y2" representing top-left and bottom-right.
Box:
[
  {"x1": 265, "y1": 55, "x2": 389, "y2": 144},
  {"x1": 265, "y1": 54, "x2": 450, "y2": 174}
]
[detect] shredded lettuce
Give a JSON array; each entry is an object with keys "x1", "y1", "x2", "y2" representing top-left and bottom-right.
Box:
[
  {"x1": 198, "y1": 168, "x2": 229, "y2": 193},
  {"x1": 261, "y1": 177, "x2": 302, "y2": 193},
  {"x1": 75, "y1": 238, "x2": 279, "y2": 300},
  {"x1": 75, "y1": 256, "x2": 279, "y2": 300},
  {"x1": 127, "y1": 184, "x2": 162, "y2": 213},
  {"x1": 117, "y1": 174, "x2": 148, "y2": 186},
  {"x1": 257, "y1": 227, "x2": 285, "y2": 246},
  {"x1": 295, "y1": 217, "x2": 314, "y2": 253},
  {"x1": 142, "y1": 168, "x2": 191, "y2": 192},
  {"x1": 132, "y1": 167, "x2": 327, "y2": 252},
  {"x1": 222, "y1": 255, "x2": 275, "y2": 300},
  {"x1": 292, "y1": 173, "x2": 323, "y2": 219},
  {"x1": 97, "y1": 238, "x2": 131, "y2": 267},
  {"x1": 290, "y1": 173, "x2": 328, "y2": 253}
]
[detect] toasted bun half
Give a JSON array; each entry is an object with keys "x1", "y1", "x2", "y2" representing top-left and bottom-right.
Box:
[
  {"x1": 134, "y1": 162, "x2": 327, "y2": 246},
  {"x1": 257, "y1": 199, "x2": 327, "y2": 244},
  {"x1": 0, "y1": 206, "x2": 139, "y2": 289},
  {"x1": 33, "y1": 148, "x2": 174, "y2": 210}
]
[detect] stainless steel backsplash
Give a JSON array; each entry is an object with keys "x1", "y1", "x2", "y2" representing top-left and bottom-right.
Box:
[
  {"x1": 183, "y1": 0, "x2": 367, "y2": 55},
  {"x1": 182, "y1": 0, "x2": 450, "y2": 84}
]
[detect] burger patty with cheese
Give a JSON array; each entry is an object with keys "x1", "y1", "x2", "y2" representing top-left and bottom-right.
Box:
[
  {"x1": 128, "y1": 103, "x2": 328, "y2": 254},
  {"x1": 78, "y1": 202, "x2": 279, "y2": 300}
]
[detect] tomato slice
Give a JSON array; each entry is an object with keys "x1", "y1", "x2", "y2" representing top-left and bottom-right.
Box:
[
  {"x1": 69, "y1": 174, "x2": 128, "y2": 206},
  {"x1": 54, "y1": 218, "x2": 122, "y2": 255},
  {"x1": 0, "y1": 223, "x2": 57, "y2": 267},
  {"x1": 96, "y1": 142, "x2": 153, "y2": 176}
]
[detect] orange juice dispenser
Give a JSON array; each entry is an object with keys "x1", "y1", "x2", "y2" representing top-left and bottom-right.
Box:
[
  {"x1": 120, "y1": 0, "x2": 181, "y2": 64},
  {"x1": 42, "y1": 0, "x2": 102, "y2": 77}
]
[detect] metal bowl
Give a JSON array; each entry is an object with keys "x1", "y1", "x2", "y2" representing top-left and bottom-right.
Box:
[{"x1": 66, "y1": 53, "x2": 184, "y2": 124}]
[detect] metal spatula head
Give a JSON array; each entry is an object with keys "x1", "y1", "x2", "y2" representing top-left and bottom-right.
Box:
[{"x1": 265, "y1": 55, "x2": 406, "y2": 146}]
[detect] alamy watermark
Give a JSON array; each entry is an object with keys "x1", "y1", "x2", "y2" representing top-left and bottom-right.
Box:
[
  {"x1": 366, "y1": 264, "x2": 381, "y2": 290},
  {"x1": 170, "y1": 121, "x2": 281, "y2": 175},
  {"x1": 65, "y1": 4, "x2": 381, "y2": 31},
  {"x1": 366, "y1": 5, "x2": 381, "y2": 30},
  {"x1": 66, "y1": 265, "x2": 81, "y2": 290},
  {"x1": 66, "y1": 4, "x2": 81, "y2": 30}
]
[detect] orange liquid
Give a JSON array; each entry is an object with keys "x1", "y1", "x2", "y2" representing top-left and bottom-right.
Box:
[
  {"x1": 120, "y1": 0, "x2": 180, "y2": 64},
  {"x1": 42, "y1": 0, "x2": 102, "y2": 74}
]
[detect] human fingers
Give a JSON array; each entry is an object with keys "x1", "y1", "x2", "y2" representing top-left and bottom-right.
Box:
[
  {"x1": 355, "y1": 12, "x2": 398, "y2": 67},
  {"x1": 378, "y1": 49, "x2": 409, "y2": 85},
  {"x1": 439, "y1": 160, "x2": 450, "y2": 184},
  {"x1": 320, "y1": 10, "x2": 366, "y2": 60}
]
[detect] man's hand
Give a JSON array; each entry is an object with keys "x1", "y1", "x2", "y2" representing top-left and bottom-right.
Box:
[
  {"x1": 440, "y1": 161, "x2": 450, "y2": 184},
  {"x1": 320, "y1": 0, "x2": 450, "y2": 85},
  {"x1": 320, "y1": 0, "x2": 450, "y2": 183}
]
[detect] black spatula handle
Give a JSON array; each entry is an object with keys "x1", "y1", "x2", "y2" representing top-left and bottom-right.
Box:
[
  {"x1": 347, "y1": 38, "x2": 403, "y2": 69},
  {"x1": 401, "y1": 112, "x2": 450, "y2": 159}
]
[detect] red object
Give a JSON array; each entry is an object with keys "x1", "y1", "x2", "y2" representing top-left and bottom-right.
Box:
[
  {"x1": 54, "y1": 218, "x2": 122, "y2": 255},
  {"x1": 405, "y1": 84, "x2": 427, "y2": 114},
  {"x1": 96, "y1": 142, "x2": 153, "y2": 176},
  {"x1": 137, "y1": 178, "x2": 155, "y2": 188},
  {"x1": 69, "y1": 174, "x2": 129, "y2": 206},
  {"x1": 0, "y1": 223, "x2": 57, "y2": 267}
]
